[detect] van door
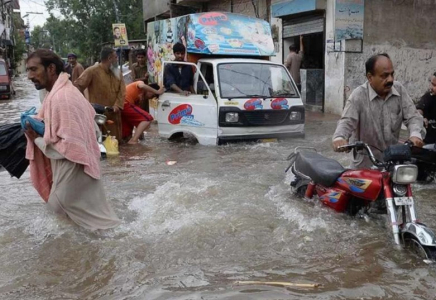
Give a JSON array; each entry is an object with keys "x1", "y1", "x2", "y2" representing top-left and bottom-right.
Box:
[{"x1": 158, "y1": 61, "x2": 218, "y2": 145}]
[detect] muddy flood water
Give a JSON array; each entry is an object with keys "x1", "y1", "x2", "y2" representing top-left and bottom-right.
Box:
[{"x1": 0, "y1": 76, "x2": 435, "y2": 299}]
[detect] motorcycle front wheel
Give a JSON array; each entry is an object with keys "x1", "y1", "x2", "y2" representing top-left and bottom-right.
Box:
[{"x1": 404, "y1": 236, "x2": 436, "y2": 261}]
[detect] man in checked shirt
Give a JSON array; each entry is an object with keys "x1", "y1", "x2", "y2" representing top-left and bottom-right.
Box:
[{"x1": 332, "y1": 53, "x2": 425, "y2": 169}]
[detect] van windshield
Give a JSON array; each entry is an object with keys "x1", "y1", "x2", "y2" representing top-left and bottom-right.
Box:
[
  {"x1": 0, "y1": 63, "x2": 7, "y2": 76},
  {"x1": 217, "y1": 63, "x2": 298, "y2": 99}
]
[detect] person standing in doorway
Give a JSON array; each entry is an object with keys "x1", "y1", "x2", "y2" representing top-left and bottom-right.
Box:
[
  {"x1": 285, "y1": 35, "x2": 304, "y2": 92},
  {"x1": 74, "y1": 47, "x2": 126, "y2": 142}
]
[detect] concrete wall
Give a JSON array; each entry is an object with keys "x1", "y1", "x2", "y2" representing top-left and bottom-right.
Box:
[
  {"x1": 143, "y1": 0, "x2": 170, "y2": 22},
  {"x1": 344, "y1": 0, "x2": 436, "y2": 105},
  {"x1": 270, "y1": 17, "x2": 282, "y2": 64},
  {"x1": 325, "y1": 0, "x2": 436, "y2": 115},
  {"x1": 207, "y1": 0, "x2": 269, "y2": 20},
  {"x1": 324, "y1": 0, "x2": 345, "y2": 114}
]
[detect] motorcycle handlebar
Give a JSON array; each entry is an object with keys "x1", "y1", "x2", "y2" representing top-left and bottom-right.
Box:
[
  {"x1": 91, "y1": 103, "x2": 114, "y2": 114},
  {"x1": 337, "y1": 141, "x2": 385, "y2": 168}
]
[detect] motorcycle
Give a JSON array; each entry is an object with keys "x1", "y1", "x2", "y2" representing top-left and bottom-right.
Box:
[
  {"x1": 91, "y1": 103, "x2": 114, "y2": 158},
  {"x1": 410, "y1": 144, "x2": 436, "y2": 183},
  {"x1": 286, "y1": 141, "x2": 436, "y2": 261}
]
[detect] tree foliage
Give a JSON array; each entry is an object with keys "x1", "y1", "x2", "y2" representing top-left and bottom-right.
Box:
[
  {"x1": 44, "y1": 0, "x2": 145, "y2": 62},
  {"x1": 12, "y1": 14, "x2": 27, "y2": 66},
  {"x1": 30, "y1": 25, "x2": 52, "y2": 49}
]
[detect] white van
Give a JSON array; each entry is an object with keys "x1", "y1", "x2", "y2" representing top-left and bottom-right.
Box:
[
  {"x1": 147, "y1": 12, "x2": 304, "y2": 145},
  {"x1": 155, "y1": 58, "x2": 304, "y2": 145}
]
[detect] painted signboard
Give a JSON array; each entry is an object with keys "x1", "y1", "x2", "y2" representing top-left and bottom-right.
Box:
[
  {"x1": 112, "y1": 23, "x2": 129, "y2": 47},
  {"x1": 335, "y1": 0, "x2": 364, "y2": 41},
  {"x1": 271, "y1": 0, "x2": 317, "y2": 18},
  {"x1": 186, "y1": 12, "x2": 274, "y2": 56},
  {"x1": 146, "y1": 12, "x2": 275, "y2": 84}
]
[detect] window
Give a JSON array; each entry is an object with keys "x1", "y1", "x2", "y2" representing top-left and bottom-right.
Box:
[
  {"x1": 0, "y1": 63, "x2": 7, "y2": 76},
  {"x1": 218, "y1": 63, "x2": 298, "y2": 99}
]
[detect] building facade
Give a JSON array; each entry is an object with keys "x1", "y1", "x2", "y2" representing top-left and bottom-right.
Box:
[{"x1": 143, "y1": 0, "x2": 436, "y2": 115}]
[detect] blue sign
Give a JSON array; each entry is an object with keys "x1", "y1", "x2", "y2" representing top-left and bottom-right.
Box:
[
  {"x1": 335, "y1": 0, "x2": 364, "y2": 40},
  {"x1": 271, "y1": 0, "x2": 317, "y2": 18},
  {"x1": 186, "y1": 12, "x2": 275, "y2": 56},
  {"x1": 24, "y1": 29, "x2": 30, "y2": 44}
]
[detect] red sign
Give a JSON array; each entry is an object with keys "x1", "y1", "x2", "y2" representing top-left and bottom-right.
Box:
[
  {"x1": 199, "y1": 12, "x2": 228, "y2": 26},
  {"x1": 244, "y1": 98, "x2": 262, "y2": 111},
  {"x1": 271, "y1": 98, "x2": 288, "y2": 110},
  {"x1": 168, "y1": 104, "x2": 193, "y2": 124}
]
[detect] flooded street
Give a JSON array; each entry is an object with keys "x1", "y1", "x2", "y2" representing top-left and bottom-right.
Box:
[{"x1": 1, "y1": 76, "x2": 436, "y2": 299}]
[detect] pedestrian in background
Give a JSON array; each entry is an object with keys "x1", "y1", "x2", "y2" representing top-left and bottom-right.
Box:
[
  {"x1": 285, "y1": 35, "x2": 304, "y2": 92},
  {"x1": 74, "y1": 47, "x2": 126, "y2": 142},
  {"x1": 122, "y1": 82, "x2": 164, "y2": 144},
  {"x1": 131, "y1": 49, "x2": 149, "y2": 83},
  {"x1": 66, "y1": 53, "x2": 84, "y2": 82},
  {"x1": 25, "y1": 49, "x2": 120, "y2": 230},
  {"x1": 416, "y1": 72, "x2": 436, "y2": 145}
]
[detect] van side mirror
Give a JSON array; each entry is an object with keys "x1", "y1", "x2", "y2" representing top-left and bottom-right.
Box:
[{"x1": 197, "y1": 81, "x2": 209, "y2": 97}]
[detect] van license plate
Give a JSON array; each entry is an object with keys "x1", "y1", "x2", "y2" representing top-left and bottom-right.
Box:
[
  {"x1": 394, "y1": 197, "x2": 413, "y2": 206},
  {"x1": 259, "y1": 138, "x2": 277, "y2": 143}
]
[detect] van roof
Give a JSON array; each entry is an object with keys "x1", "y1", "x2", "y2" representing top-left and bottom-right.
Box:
[{"x1": 198, "y1": 58, "x2": 284, "y2": 66}]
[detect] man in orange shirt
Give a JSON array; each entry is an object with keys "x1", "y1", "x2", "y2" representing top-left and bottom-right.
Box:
[{"x1": 122, "y1": 81, "x2": 164, "y2": 144}]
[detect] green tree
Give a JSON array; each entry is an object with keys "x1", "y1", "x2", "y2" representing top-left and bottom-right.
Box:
[
  {"x1": 30, "y1": 25, "x2": 52, "y2": 49},
  {"x1": 12, "y1": 13, "x2": 27, "y2": 67},
  {"x1": 45, "y1": 0, "x2": 145, "y2": 62}
]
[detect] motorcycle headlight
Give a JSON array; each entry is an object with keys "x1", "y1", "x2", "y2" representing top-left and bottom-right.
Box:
[{"x1": 391, "y1": 165, "x2": 418, "y2": 184}]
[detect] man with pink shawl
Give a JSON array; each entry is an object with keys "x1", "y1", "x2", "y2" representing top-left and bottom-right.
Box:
[{"x1": 25, "y1": 49, "x2": 120, "y2": 230}]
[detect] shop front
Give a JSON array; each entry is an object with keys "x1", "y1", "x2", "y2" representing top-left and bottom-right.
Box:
[{"x1": 272, "y1": 0, "x2": 326, "y2": 112}]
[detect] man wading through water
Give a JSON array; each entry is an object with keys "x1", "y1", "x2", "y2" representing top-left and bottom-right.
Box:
[
  {"x1": 25, "y1": 49, "x2": 120, "y2": 230},
  {"x1": 74, "y1": 47, "x2": 126, "y2": 142}
]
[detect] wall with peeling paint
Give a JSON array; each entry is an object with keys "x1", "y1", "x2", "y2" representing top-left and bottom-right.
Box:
[
  {"x1": 324, "y1": 0, "x2": 345, "y2": 115},
  {"x1": 344, "y1": 0, "x2": 436, "y2": 104}
]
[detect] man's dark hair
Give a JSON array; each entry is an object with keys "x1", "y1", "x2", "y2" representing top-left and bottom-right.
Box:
[
  {"x1": 433, "y1": 72, "x2": 436, "y2": 77},
  {"x1": 173, "y1": 42, "x2": 186, "y2": 53},
  {"x1": 135, "y1": 49, "x2": 146, "y2": 57},
  {"x1": 149, "y1": 83, "x2": 160, "y2": 91},
  {"x1": 27, "y1": 49, "x2": 64, "y2": 75},
  {"x1": 365, "y1": 53, "x2": 390, "y2": 75},
  {"x1": 113, "y1": 27, "x2": 119, "y2": 32},
  {"x1": 289, "y1": 45, "x2": 297, "y2": 52},
  {"x1": 101, "y1": 47, "x2": 115, "y2": 61}
]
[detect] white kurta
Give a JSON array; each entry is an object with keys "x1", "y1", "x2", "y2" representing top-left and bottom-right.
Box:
[{"x1": 35, "y1": 137, "x2": 120, "y2": 230}]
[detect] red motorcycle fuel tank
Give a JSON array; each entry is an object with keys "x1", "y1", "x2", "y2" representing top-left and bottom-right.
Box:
[
  {"x1": 316, "y1": 186, "x2": 351, "y2": 212},
  {"x1": 335, "y1": 170, "x2": 383, "y2": 201}
]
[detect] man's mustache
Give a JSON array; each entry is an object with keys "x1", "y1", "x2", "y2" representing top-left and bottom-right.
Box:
[{"x1": 385, "y1": 82, "x2": 393, "y2": 88}]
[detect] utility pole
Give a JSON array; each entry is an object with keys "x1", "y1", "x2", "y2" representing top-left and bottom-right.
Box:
[{"x1": 23, "y1": 12, "x2": 43, "y2": 53}]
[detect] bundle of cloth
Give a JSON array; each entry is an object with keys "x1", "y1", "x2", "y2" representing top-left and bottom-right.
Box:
[{"x1": 0, "y1": 123, "x2": 29, "y2": 179}]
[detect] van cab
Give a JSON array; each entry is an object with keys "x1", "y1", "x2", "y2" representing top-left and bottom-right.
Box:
[
  {"x1": 156, "y1": 59, "x2": 304, "y2": 145},
  {"x1": 0, "y1": 59, "x2": 12, "y2": 99},
  {"x1": 147, "y1": 11, "x2": 305, "y2": 145}
]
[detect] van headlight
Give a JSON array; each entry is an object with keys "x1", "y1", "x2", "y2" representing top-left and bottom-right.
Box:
[
  {"x1": 289, "y1": 111, "x2": 301, "y2": 120},
  {"x1": 225, "y1": 112, "x2": 239, "y2": 123},
  {"x1": 391, "y1": 165, "x2": 418, "y2": 184}
]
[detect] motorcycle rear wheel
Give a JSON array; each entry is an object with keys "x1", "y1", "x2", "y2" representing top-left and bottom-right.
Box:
[{"x1": 404, "y1": 236, "x2": 436, "y2": 261}]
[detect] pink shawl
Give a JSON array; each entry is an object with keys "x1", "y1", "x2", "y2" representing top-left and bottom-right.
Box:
[{"x1": 26, "y1": 73, "x2": 101, "y2": 202}]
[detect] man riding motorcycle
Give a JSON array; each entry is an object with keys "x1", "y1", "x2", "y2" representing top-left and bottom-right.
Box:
[{"x1": 332, "y1": 53, "x2": 425, "y2": 169}]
